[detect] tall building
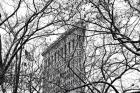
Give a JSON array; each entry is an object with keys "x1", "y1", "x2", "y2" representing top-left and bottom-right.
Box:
[{"x1": 42, "y1": 22, "x2": 86, "y2": 93}]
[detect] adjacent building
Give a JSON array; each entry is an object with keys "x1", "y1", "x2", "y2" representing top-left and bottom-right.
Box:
[{"x1": 42, "y1": 22, "x2": 86, "y2": 93}]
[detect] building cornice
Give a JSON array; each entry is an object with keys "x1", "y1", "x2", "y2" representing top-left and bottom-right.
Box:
[
  {"x1": 42, "y1": 27, "x2": 76, "y2": 56},
  {"x1": 42, "y1": 21, "x2": 85, "y2": 56}
]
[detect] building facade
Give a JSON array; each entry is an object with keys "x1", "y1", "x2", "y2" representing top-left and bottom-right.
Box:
[{"x1": 42, "y1": 22, "x2": 85, "y2": 93}]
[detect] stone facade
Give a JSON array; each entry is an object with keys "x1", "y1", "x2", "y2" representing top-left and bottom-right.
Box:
[{"x1": 42, "y1": 22, "x2": 85, "y2": 93}]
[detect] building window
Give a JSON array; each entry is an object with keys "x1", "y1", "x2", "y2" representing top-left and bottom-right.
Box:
[
  {"x1": 54, "y1": 52, "x2": 57, "y2": 63},
  {"x1": 64, "y1": 44, "x2": 67, "y2": 57},
  {"x1": 58, "y1": 50, "x2": 60, "y2": 61},
  {"x1": 72, "y1": 39, "x2": 75, "y2": 50},
  {"x1": 45, "y1": 59, "x2": 48, "y2": 67},
  {"x1": 68, "y1": 42, "x2": 71, "y2": 53},
  {"x1": 56, "y1": 51, "x2": 58, "y2": 61},
  {"x1": 60, "y1": 47, "x2": 63, "y2": 57},
  {"x1": 51, "y1": 55, "x2": 53, "y2": 65}
]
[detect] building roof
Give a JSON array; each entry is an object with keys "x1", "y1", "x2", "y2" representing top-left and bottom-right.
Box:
[{"x1": 42, "y1": 21, "x2": 85, "y2": 56}]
